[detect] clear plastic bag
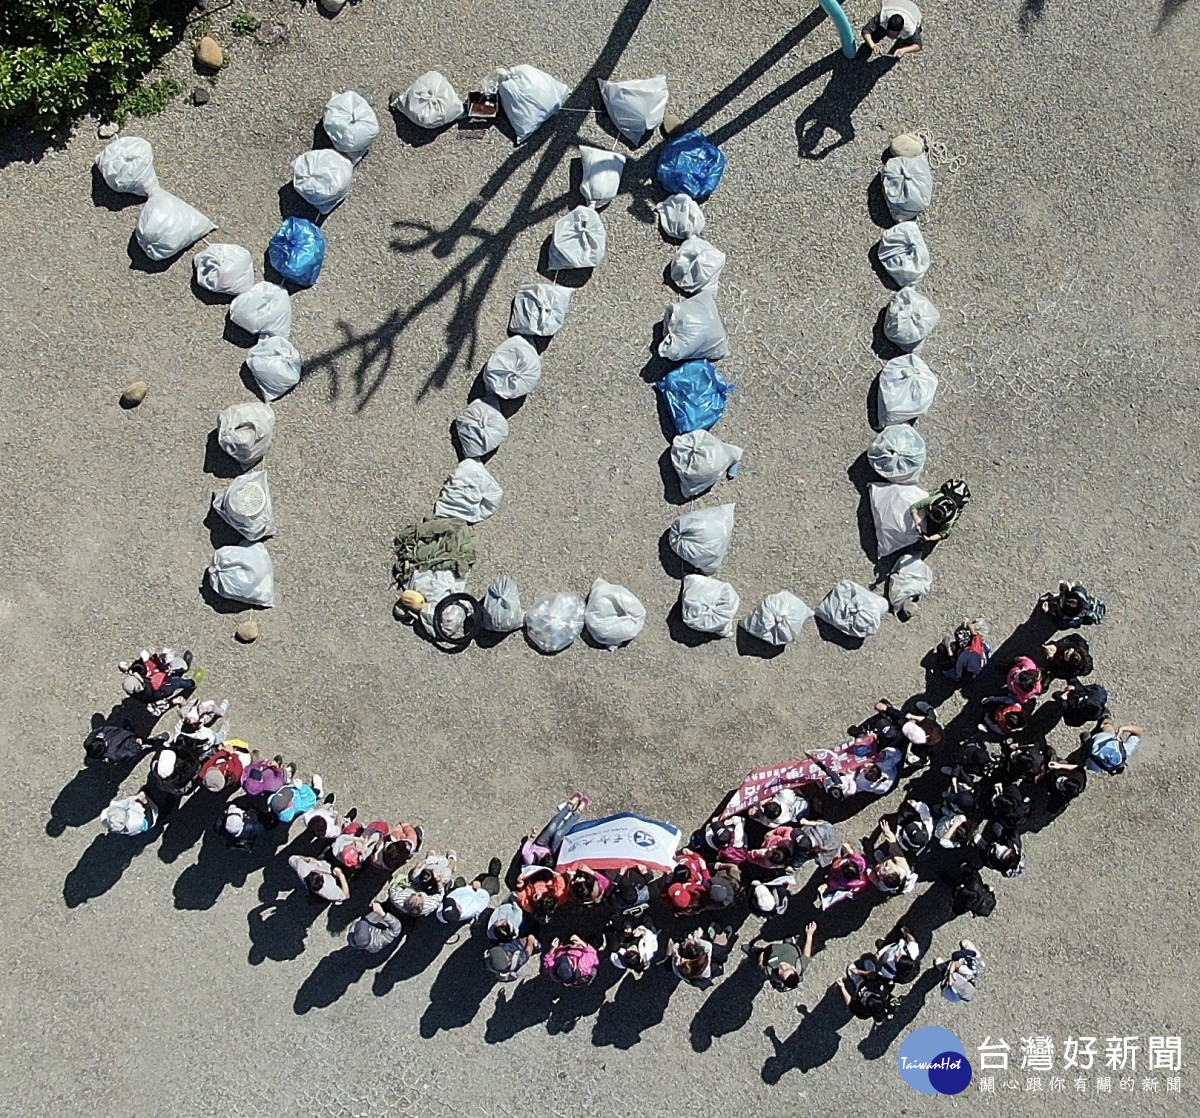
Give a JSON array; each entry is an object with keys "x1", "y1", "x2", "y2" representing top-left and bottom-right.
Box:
[{"x1": 525, "y1": 592, "x2": 586, "y2": 652}]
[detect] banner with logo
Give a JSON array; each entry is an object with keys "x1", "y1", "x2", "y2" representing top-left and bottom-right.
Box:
[{"x1": 555, "y1": 813, "x2": 683, "y2": 874}]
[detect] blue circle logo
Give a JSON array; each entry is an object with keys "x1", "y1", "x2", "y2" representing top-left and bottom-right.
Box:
[
  {"x1": 632, "y1": 830, "x2": 655, "y2": 847},
  {"x1": 898, "y1": 1027, "x2": 973, "y2": 1095}
]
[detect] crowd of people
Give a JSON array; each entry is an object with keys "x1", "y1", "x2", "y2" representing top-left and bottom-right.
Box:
[{"x1": 85, "y1": 580, "x2": 1139, "y2": 1027}]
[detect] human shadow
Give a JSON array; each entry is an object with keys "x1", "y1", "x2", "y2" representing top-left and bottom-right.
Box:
[
  {"x1": 172, "y1": 804, "x2": 295, "y2": 911},
  {"x1": 795, "y1": 49, "x2": 897, "y2": 160},
  {"x1": 419, "y1": 924, "x2": 496, "y2": 1036},
  {"x1": 157, "y1": 787, "x2": 223, "y2": 864},
  {"x1": 761, "y1": 983, "x2": 853, "y2": 1081},
  {"x1": 689, "y1": 954, "x2": 763, "y2": 1052},
  {"x1": 294, "y1": 946, "x2": 379, "y2": 1014},
  {"x1": 372, "y1": 916, "x2": 455, "y2": 996},
  {"x1": 63, "y1": 831, "x2": 156, "y2": 908},
  {"x1": 591, "y1": 967, "x2": 676, "y2": 1049}
]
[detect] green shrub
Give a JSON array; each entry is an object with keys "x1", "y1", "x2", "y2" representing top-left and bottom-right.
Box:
[
  {"x1": 231, "y1": 12, "x2": 259, "y2": 37},
  {"x1": 116, "y1": 75, "x2": 182, "y2": 123},
  {"x1": 0, "y1": 1, "x2": 177, "y2": 130}
]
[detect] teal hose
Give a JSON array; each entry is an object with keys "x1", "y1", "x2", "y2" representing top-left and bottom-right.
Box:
[{"x1": 818, "y1": 0, "x2": 859, "y2": 59}]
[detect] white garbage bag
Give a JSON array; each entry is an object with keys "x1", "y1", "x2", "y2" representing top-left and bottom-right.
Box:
[
  {"x1": 208, "y1": 542, "x2": 276, "y2": 608},
  {"x1": 455, "y1": 398, "x2": 510, "y2": 458},
  {"x1": 483, "y1": 336, "x2": 542, "y2": 398},
  {"x1": 878, "y1": 353, "x2": 938, "y2": 425},
  {"x1": 815, "y1": 579, "x2": 889, "y2": 639},
  {"x1": 217, "y1": 402, "x2": 276, "y2": 466},
  {"x1": 212, "y1": 468, "x2": 276, "y2": 541},
  {"x1": 482, "y1": 575, "x2": 524, "y2": 632},
  {"x1": 597, "y1": 75, "x2": 669, "y2": 141},
  {"x1": 396, "y1": 71, "x2": 465, "y2": 130},
  {"x1": 585, "y1": 579, "x2": 646, "y2": 647},
  {"x1": 246, "y1": 336, "x2": 302, "y2": 402},
  {"x1": 877, "y1": 221, "x2": 931, "y2": 286},
  {"x1": 659, "y1": 291, "x2": 729, "y2": 360},
  {"x1": 230, "y1": 282, "x2": 293, "y2": 338},
  {"x1": 292, "y1": 149, "x2": 354, "y2": 215},
  {"x1": 887, "y1": 552, "x2": 933, "y2": 610},
  {"x1": 323, "y1": 91, "x2": 380, "y2": 160},
  {"x1": 656, "y1": 193, "x2": 706, "y2": 240},
  {"x1": 868, "y1": 424, "x2": 927, "y2": 482},
  {"x1": 510, "y1": 283, "x2": 572, "y2": 336},
  {"x1": 884, "y1": 287, "x2": 940, "y2": 351},
  {"x1": 741, "y1": 591, "x2": 814, "y2": 646},
  {"x1": 193, "y1": 243, "x2": 255, "y2": 296},
  {"x1": 680, "y1": 574, "x2": 740, "y2": 637},
  {"x1": 882, "y1": 155, "x2": 933, "y2": 222},
  {"x1": 579, "y1": 146, "x2": 626, "y2": 207},
  {"x1": 434, "y1": 459, "x2": 503, "y2": 523},
  {"x1": 870, "y1": 482, "x2": 928, "y2": 558},
  {"x1": 548, "y1": 206, "x2": 607, "y2": 270},
  {"x1": 525, "y1": 592, "x2": 586, "y2": 653},
  {"x1": 671, "y1": 429, "x2": 742, "y2": 498},
  {"x1": 135, "y1": 189, "x2": 216, "y2": 262},
  {"x1": 497, "y1": 64, "x2": 569, "y2": 143},
  {"x1": 408, "y1": 568, "x2": 467, "y2": 638},
  {"x1": 671, "y1": 237, "x2": 726, "y2": 293},
  {"x1": 95, "y1": 136, "x2": 158, "y2": 196},
  {"x1": 669, "y1": 503, "x2": 735, "y2": 574}
]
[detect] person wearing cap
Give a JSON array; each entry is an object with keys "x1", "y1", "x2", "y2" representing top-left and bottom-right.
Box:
[
  {"x1": 747, "y1": 922, "x2": 817, "y2": 992},
  {"x1": 607, "y1": 864, "x2": 654, "y2": 915},
  {"x1": 936, "y1": 620, "x2": 992, "y2": 685},
  {"x1": 331, "y1": 826, "x2": 379, "y2": 872},
  {"x1": 1082, "y1": 720, "x2": 1144, "y2": 775},
  {"x1": 662, "y1": 849, "x2": 712, "y2": 915},
  {"x1": 747, "y1": 872, "x2": 796, "y2": 917},
  {"x1": 198, "y1": 741, "x2": 252, "y2": 794},
  {"x1": 100, "y1": 791, "x2": 158, "y2": 836},
  {"x1": 437, "y1": 858, "x2": 503, "y2": 925},
  {"x1": 793, "y1": 818, "x2": 840, "y2": 868},
  {"x1": 488, "y1": 893, "x2": 527, "y2": 942},
  {"x1": 215, "y1": 802, "x2": 266, "y2": 850},
  {"x1": 347, "y1": 902, "x2": 405, "y2": 953},
  {"x1": 145, "y1": 744, "x2": 201, "y2": 815},
  {"x1": 937, "y1": 940, "x2": 986, "y2": 1004},
  {"x1": 608, "y1": 918, "x2": 660, "y2": 975},
  {"x1": 704, "y1": 871, "x2": 739, "y2": 911},
  {"x1": 118, "y1": 647, "x2": 195, "y2": 711},
  {"x1": 542, "y1": 934, "x2": 600, "y2": 988},
  {"x1": 911, "y1": 479, "x2": 971, "y2": 544},
  {"x1": 268, "y1": 773, "x2": 324, "y2": 825},
  {"x1": 703, "y1": 816, "x2": 745, "y2": 856},
  {"x1": 240, "y1": 755, "x2": 288, "y2": 800},
  {"x1": 485, "y1": 935, "x2": 541, "y2": 982},
  {"x1": 862, "y1": 0, "x2": 924, "y2": 60},
  {"x1": 288, "y1": 854, "x2": 350, "y2": 904}
]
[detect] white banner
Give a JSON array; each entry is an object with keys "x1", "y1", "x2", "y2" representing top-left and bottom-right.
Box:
[{"x1": 555, "y1": 813, "x2": 683, "y2": 874}]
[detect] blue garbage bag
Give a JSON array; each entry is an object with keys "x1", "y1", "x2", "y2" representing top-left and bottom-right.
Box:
[
  {"x1": 655, "y1": 360, "x2": 735, "y2": 434},
  {"x1": 269, "y1": 217, "x2": 326, "y2": 287},
  {"x1": 657, "y1": 130, "x2": 727, "y2": 200}
]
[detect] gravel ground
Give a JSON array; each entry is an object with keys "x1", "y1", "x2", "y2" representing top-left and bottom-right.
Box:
[{"x1": 1, "y1": 0, "x2": 1198, "y2": 1115}]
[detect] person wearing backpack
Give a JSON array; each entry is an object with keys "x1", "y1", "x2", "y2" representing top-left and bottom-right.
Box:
[
  {"x1": 937, "y1": 940, "x2": 986, "y2": 1003},
  {"x1": 1053, "y1": 680, "x2": 1109, "y2": 727},
  {"x1": 838, "y1": 966, "x2": 900, "y2": 1021},
  {"x1": 215, "y1": 802, "x2": 267, "y2": 850},
  {"x1": 935, "y1": 619, "x2": 992, "y2": 684},
  {"x1": 1083, "y1": 721, "x2": 1145, "y2": 775},
  {"x1": 1041, "y1": 634, "x2": 1094, "y2": 681},
  {"x1": 872, "y1": 926, "x2": 923, "y2": 983},
  {"x1": 949, "y1": 862, "x2": 997, "y2": 918},
  {"x1": 1043, "y1": 762, "x2": 1088, "y2": 816},
  {"x1": 911, "y1": 479, "x2": 971, "y2": 544},
  {"x1": 99, "y1": 791, "x2": 158, "y2": 836},
  {"x1": 1039, "y1": 581, "x2": 1106, "y2": 628},
  {"x1": 84, "y1": 723, "x2": 157, "y2": 766}
]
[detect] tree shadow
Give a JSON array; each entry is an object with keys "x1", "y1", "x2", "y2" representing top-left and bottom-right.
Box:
[
  {"x1": 1018, "y1": 0, "x2": 1047, "y2": 31},
  {"x1": 1157, "y1": 0, "x2": 1193, "y2": 29},
  {"x1": 302, "y1": 4, "x2": 839, "y2": 410}
]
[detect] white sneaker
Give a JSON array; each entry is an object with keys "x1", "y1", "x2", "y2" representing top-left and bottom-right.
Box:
[
  {"x1": 959, "y1": 939, "x2": 977, "y2": 955},
  {"x1": 311, "y1": 773, "x2": 323, "y2": 797}
]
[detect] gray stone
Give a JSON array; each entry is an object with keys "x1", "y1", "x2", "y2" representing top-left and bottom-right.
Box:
[
  {"x1": 191, "y1": 86, "x2": 211, "y2": 106},
  {"x1": 97, "y1": 121, "x2": 118, "y2": 139}
]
